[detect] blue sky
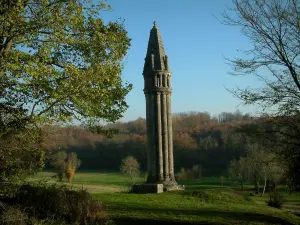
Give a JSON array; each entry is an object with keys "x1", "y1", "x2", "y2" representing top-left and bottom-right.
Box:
[{"x1": 100, "y1": 0, "x2": 262, "y2": 122}]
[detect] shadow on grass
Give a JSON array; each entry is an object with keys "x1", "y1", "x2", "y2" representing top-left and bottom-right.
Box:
[
  {"x1": 109, "y1": 206, "x2": 294, "y2": 225},
  {"x1": 114, "y1": 218, "x2": 214, "y2": 225},
  {"x1": 286, "y1": 200, "x2": 300, "y2": 203}
]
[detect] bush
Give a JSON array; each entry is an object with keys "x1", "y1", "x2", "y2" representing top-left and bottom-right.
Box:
[
  {"x1": 14, "y1": 184, "x2": 109, "y2": 225},
  {"x1": 266, "y1": 192, "x2": 285, "y2": 209},
  {"x1": 0, "y1": 205, "x2": 27, "y2": 225},
  {"x1": 177, "y1": 168, "x2": 188, "y2": 181},
  {"x1": 177, "y1": 165, "x2": 202, "y2": 181}
]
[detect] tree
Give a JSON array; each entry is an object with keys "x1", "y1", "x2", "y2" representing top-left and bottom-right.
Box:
[
  {"x1": 50, "y1": 151, "x2": 68, "y2": 181},
  {"x1": 0, "y1": 0, "x2": 131, "y2": 137},
  {"x1": 192, "y1": 164, "x2": 202, "y2": 179},
  {"x1": 228, "y1": 157, "x2": 248, "y2": 190},
  {"x1": 120, "y1": 156, "x2": 140, "y2": 184},
  {"x1": 260, "y1": 152, "x2": 284, "y2": 196},
  {"x1": 65, "y1": 152, "x2": 81, "y2": 182},
  {"x1": 0, "y1": 0, "x2": 131, "y2": 182},
  {"x1": 246, "y1": 144, "x2": 264, "y2": 194},
  {"x1": 50, "y1": 151, "x2": 80, "y2": 182},
  {"x1": 223, "y1": 0, "x2": 300, "y2": 191},
  {"x1": 0, "y1": 128, "x2": 45, "y2": 181},
  {"x1": 245, "y1": 143, "x2": 284, "y2": 195}
]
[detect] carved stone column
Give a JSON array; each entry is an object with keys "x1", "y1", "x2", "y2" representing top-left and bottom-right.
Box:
[
  {"x1": 162, "y1": 92, "x2": 169, "y2": 181},
  {"x1": 140, "y1": 22, "x2": 183, "y2": 192},
  {"x1": 151, "y1": 94, "x2": 157, "y2": 180},
  {"x1": 145, "y1": 93, "x2": 152, "y2": 182},
  {"x1": 156, "y1": 92, "x2": 163, "y2": 181},
  {"x1": 167, "y1": 92, "x2": 175, "y2": 181}
]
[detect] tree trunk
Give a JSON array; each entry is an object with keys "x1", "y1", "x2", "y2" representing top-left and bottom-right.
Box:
[
  {"x1": 261, "y1": 176, "x2": 267, "y2": 196},
  {"x1": 255, "y1": 179, "x2": 260, "y2": 194},
  {"x1": 273, "y1": 182, "x2": 277, "y2": 193}
]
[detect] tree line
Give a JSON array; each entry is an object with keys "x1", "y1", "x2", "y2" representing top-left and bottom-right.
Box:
[{"x1": 43, "y1": 111, "x2": 252, "y2": 176}]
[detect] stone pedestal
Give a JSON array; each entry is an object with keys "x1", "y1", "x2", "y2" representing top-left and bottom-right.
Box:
[
  {"x1": 164, "y1": 184, "x2": 185, "y2": 191},
  {"x1": 132, "y1": 183, "x2": 164, "y2": 194},
  {"x1": 132, "y1": 183, "x2": 184, "y2": 194}
]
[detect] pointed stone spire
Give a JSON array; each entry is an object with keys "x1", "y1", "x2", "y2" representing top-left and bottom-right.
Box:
[
  {"x1": 143, "y1": 21, "x2": 168, "y2": 75},
  {"x1": 138, "y1": 22, "x2": 183, "y2": 193}
]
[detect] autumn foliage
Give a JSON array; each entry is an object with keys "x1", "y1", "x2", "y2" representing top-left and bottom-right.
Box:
[{"x1": 44, "y1": 111, "x2": 253, "y2": 176}]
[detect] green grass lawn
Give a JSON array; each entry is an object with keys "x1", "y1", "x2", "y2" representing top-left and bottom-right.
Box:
[
  {"x1": 32, "y1": 171, "x2": 300, "y2": 225},
  {"x1": 29, "y1": 170, "x2": 146, "y2": 193}
]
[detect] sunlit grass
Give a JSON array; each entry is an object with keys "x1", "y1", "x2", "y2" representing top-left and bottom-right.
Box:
[{"x1": 31, "y1": 171, "x2": 300, "y2": 224}]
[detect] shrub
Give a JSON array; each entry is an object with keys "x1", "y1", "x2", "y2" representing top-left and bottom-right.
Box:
[
  {"x1": 177, "y1": 166, "x2": 202, "y2": 181},
  {"x1": 0, "y1": 205, "x2": 27, "y2": 225},
  {"x1": 266, "y1": 192, "x2": 285, "y2": 209},
  {"x1": 177, "y1": 168, "x2": 188, "y2": 181},
  {"x1": 15, "y1": 184, "x2": 108, "y2": 224}
]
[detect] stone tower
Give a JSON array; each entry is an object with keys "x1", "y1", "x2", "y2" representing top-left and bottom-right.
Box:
[{"x1": 143, "y1": 22, "x2": 177, "y2": 188}]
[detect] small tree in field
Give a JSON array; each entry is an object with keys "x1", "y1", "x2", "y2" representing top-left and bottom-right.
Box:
[
  {"x1": 192, "y1": 164, "x2": 202, "y2": 179},
  {"x1": 50, "y1": 151, "x2": 68, "y2": 181},
  {"x1": 65, "y1": 153, "x2": 81, "y2": 182},
  {"x1": 228, "y1": 157, "x2": 248, "y2": 190},
  {"x1": 50, "y1": 151, "x2": 80, "y2": 182},
  {"x1": 220, "y1": 176, "x2": 225, "y2": 186},
  {"x1": 120, "y1": 156, "x2": 140, "y2": 184}
]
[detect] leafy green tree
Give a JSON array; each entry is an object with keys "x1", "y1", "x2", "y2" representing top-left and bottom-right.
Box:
[
  {"x1": 120, "y1": 156, "x2": 140, "y2": 184},
  {"x1": 0, "y1": 0, "x2": 131, "y2": 137},
  {"x1": 0, "y1": 0, "x2": 131, "y2": 182},
  {"x1": 50, "y1": 151, "x2": 68, "y2": 181},
  {"x1": 0, "y1": 128, "x2": 45, "y2": 181}
]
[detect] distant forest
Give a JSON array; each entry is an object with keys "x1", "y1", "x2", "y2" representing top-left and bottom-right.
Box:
[{"x1": 43, "y1": 111, "x2": 254, "y2": 176}]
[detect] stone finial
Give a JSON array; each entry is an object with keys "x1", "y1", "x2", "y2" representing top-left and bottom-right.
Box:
[{"x1": 153, "y1": 21, "x2": 157, "y2": 28}]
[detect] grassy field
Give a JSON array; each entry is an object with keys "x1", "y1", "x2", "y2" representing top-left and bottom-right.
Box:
[{"x1": 31, "y1": 171, "x2": 300, "y2": 225}]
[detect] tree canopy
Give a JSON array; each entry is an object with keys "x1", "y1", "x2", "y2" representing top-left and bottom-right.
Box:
[
  {"x1": 223, "y1": 0, "x2": 299, "y2": 116},
  {"x1": 0, "y1": 0, "x2": 132, "y2": 181},
  {"x1": 0, "y1": 0, "x2": 132, "y2": 136}
]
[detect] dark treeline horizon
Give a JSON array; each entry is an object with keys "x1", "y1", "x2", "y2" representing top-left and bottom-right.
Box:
[{"x1": 43, "y1": 111, "x2": 254, "y2": 176}]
